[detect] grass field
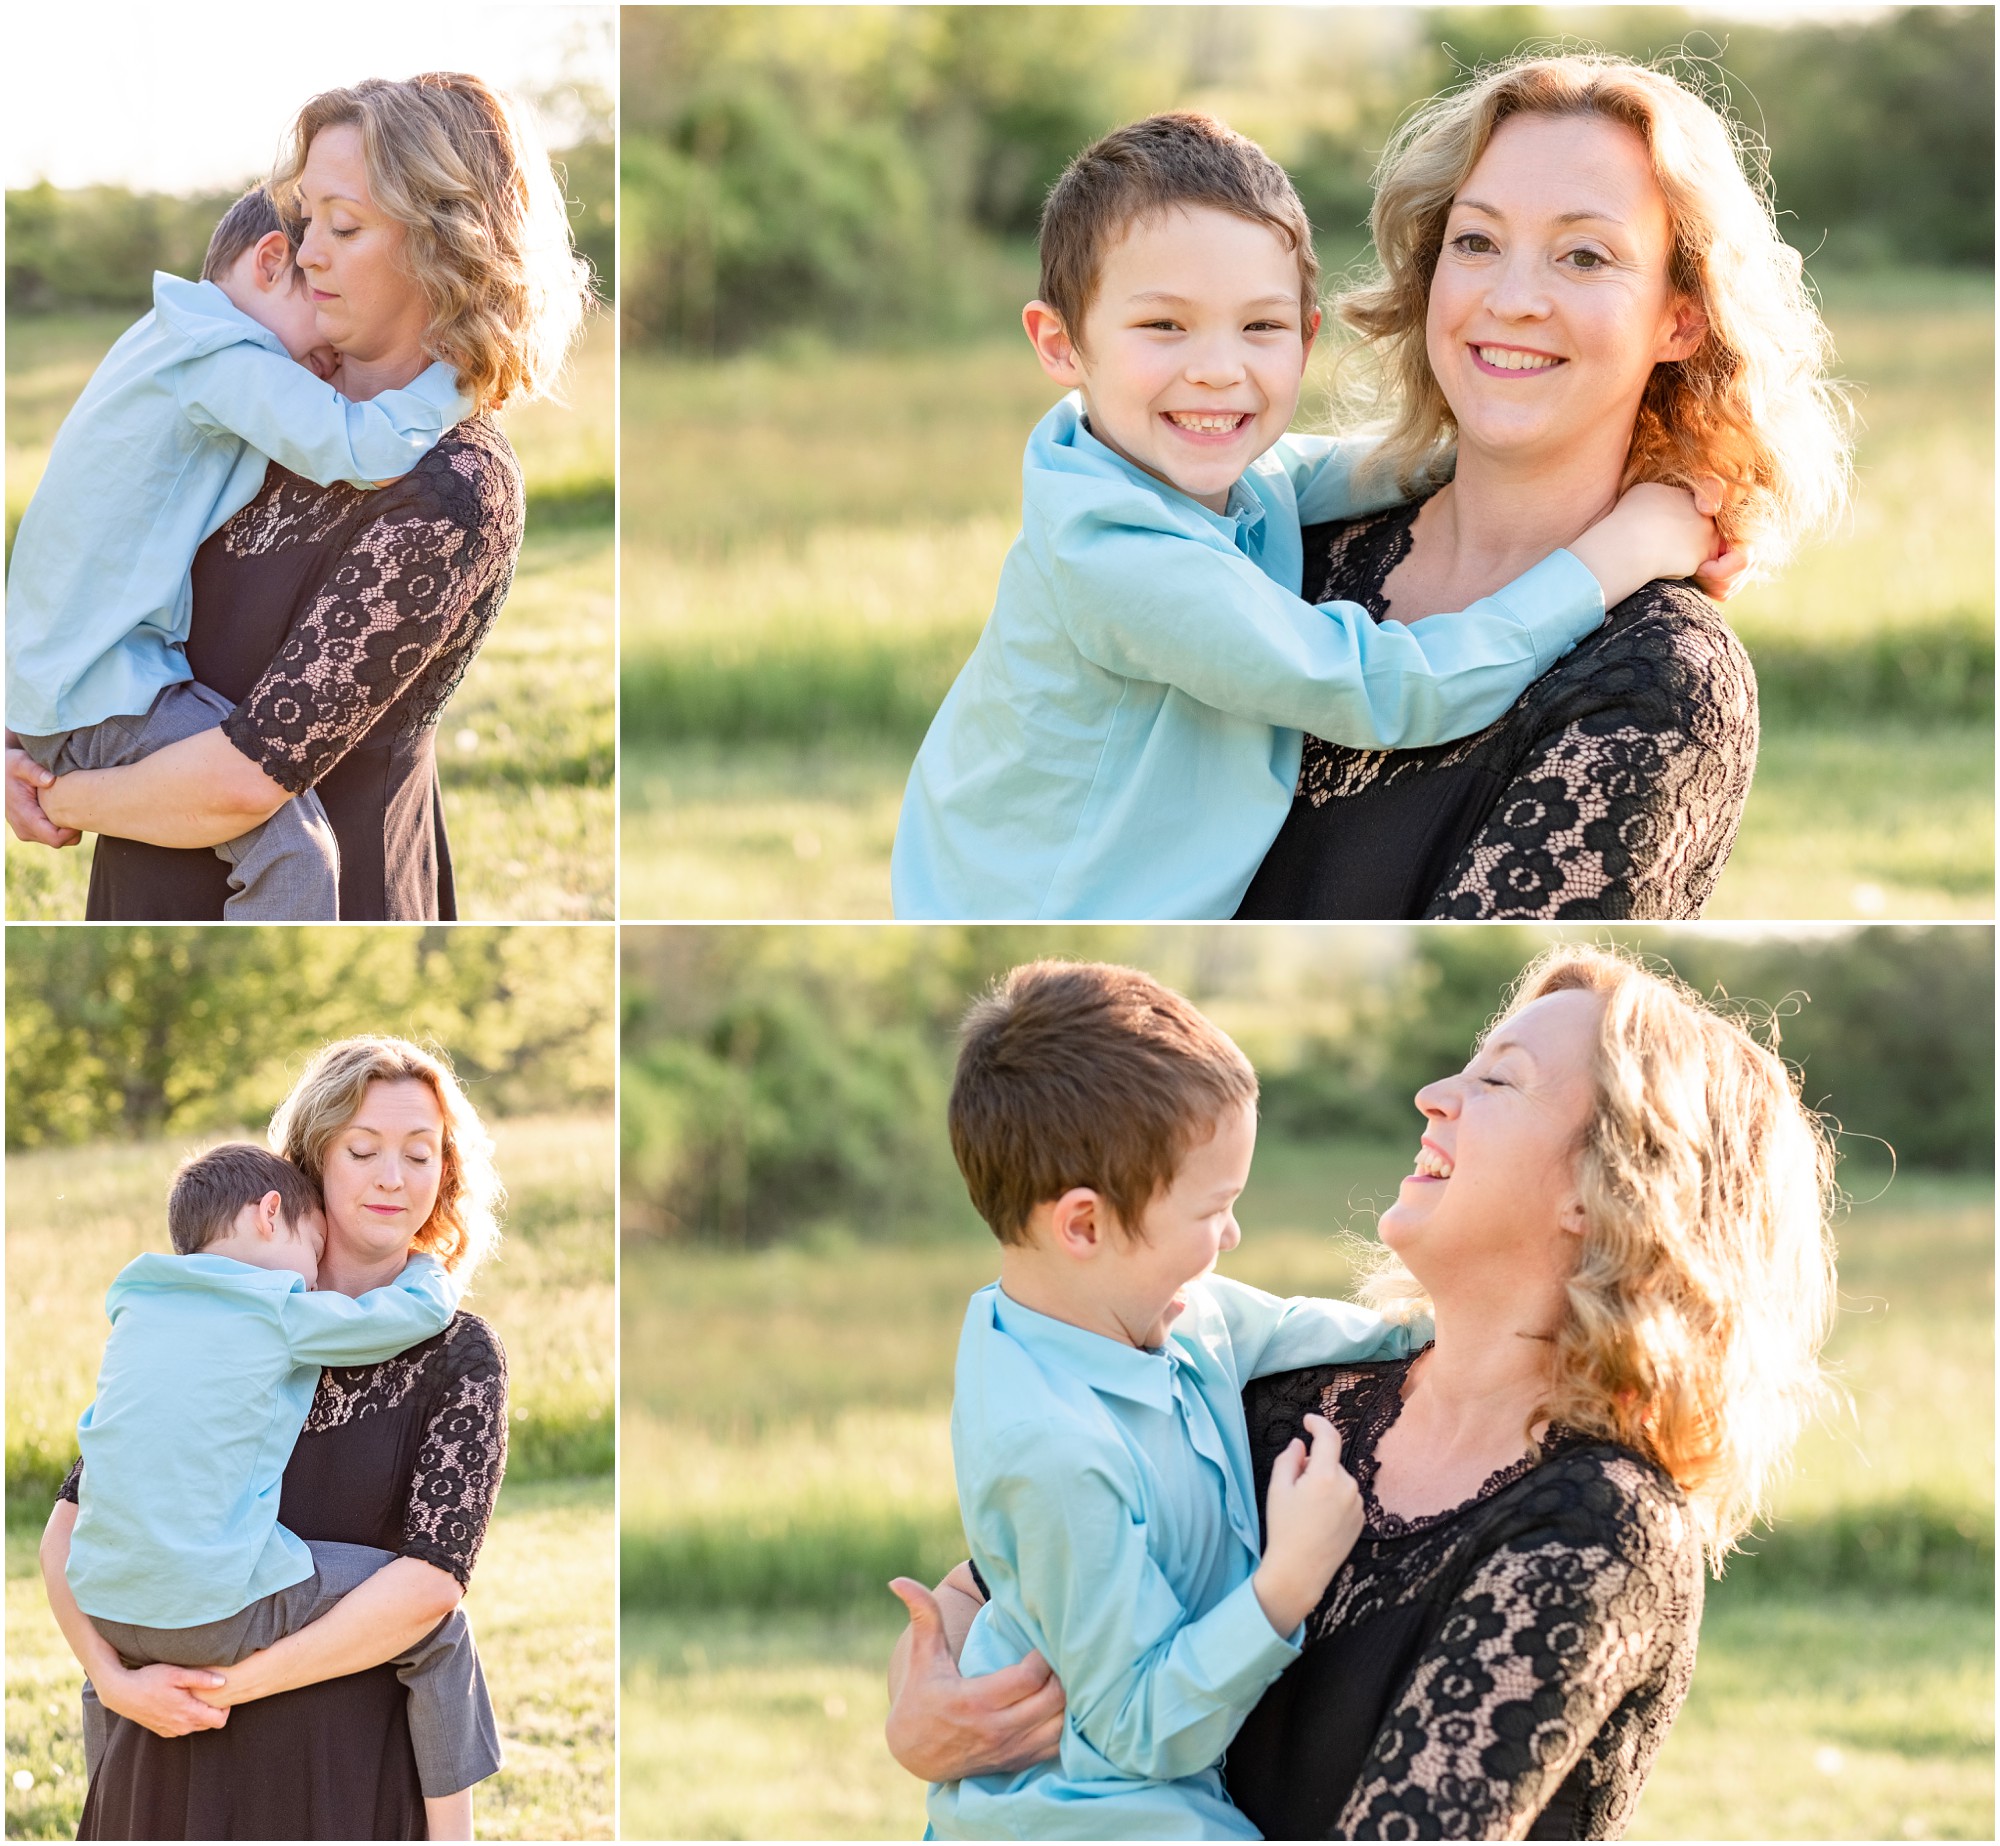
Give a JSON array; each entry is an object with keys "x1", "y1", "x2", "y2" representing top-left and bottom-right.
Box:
[
  {"x1": 619, "y1": 1140, "x2": 1994, "y2": 1839},
  {"x1": 4, "y1": 1112, "x2": 615, "y2": 1837},
  {"x1": 4, "y1": 309, "x2": 615, "y2": 921},
  {"x1": 620, "y1": 270, "x2": 1993, "y2": 920}
]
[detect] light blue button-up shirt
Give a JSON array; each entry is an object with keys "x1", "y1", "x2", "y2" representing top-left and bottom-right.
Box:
[
  {"x1": 68, "y1": 1251, "x2": 460, "y2": 1627},
  {"x1": 929, "y1": 1277, "x2": 1425, "y2": 1840},
  {"x1": 891, "y1": 396, "x2": 1605, "y2": 919},
  {"x1": 5, "y1": 272, "x2": 470, "y2": 736}
]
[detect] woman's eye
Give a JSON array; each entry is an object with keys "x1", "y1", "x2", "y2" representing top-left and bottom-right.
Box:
[
  {"x1": 1451, "y1": 232, "x2": 1498, "y2": 256},
  {"x1": 1564, "y1": 248, "x2": 1608, "y2": 270}
]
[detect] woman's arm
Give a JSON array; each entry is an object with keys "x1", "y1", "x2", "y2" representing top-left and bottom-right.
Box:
[
  {"x1": 1424, "y1": 597, "x2": 1757, "y2": 920},
  {"x1": 39, "y1": 1499, "x2": 229, "y2": 1738},
  {"x1": 40, "y1": 728, "x2": 290, "y2": 849},
  {"x1": 201, "y1": 1559, "x2": 462, "y2": 1708},
  {"x1": 883, "y1": 1566, "x2": 1066, "y2": 1782},
  {"x1": 1335, "y1": 1470, "x2": 1700, "y2": 1837},
  {"x1": 4, "y1": 738, "x2": 81, "y2": 847}
]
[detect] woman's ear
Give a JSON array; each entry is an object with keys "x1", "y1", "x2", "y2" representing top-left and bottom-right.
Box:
[
  {"x1": 1558, "y1": 1192, "x2": 1591, "y2": 1240},
  {"x1": 1023, "y1": 301, "x2": 1085, "y2": 388},
  {"x1": 1657, "y1": 294, "x2": 1708, "y2": 364}
]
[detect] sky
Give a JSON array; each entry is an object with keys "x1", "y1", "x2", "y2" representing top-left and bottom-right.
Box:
[{"x1": 3, "y1": 3, "x2": 614, "y2": 192}]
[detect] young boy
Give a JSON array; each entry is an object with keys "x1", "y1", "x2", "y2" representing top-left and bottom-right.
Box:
[
  {"x1": 891, "y1": 114, "x2": 1716, "y2": 919},
  {"x1": 928, "y1": 961, "x2": 1422, "y2": 1839},
  {"x1": 51, "y1": 1144, "x2": 501, "y2": 1839},
  {"x1": 5, "y1": 185, "x2": 471, "y2": 918}
]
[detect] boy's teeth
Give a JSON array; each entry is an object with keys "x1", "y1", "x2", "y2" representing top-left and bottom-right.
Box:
[
  {"x1": 1167, "y1": 411, "x2": 1247, "y2": 432},
  {"x1": 1477, "y1": 347, "x2": 1561, "y2": 372}
]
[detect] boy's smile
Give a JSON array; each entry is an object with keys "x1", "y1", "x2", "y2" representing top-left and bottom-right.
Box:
[{"x1": 1024, "y1": 206, "x2": 1318, "y2": 514}]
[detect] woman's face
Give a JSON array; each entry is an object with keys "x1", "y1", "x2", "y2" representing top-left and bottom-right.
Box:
[
  {"x1": 294, "y1": 123, "x2": 430, "y2": 366},
  {"x1": 1378, "y1": 988, "x2": 1603, "y2": 1297},
  {"x1": 319, "y1": 1077, "x2": 446, "y2": 1266},
  {"x1": 1425, "y1": 112, "x2": 1705, "y2": 477}
]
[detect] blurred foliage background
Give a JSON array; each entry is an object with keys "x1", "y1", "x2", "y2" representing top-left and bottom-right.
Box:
[
  {"x1": 4, "y1": 58, "x2": 616, "y2": 921},
  {"x1": 5, "y1": 924, "x2": 616, "y2": 1840},
  {"x1": 621, "y1": 923, "x2": 1994, "y2": 1839},
  {"x1": 619, "y1": 6, "x2": 1994, "y2": 921}
]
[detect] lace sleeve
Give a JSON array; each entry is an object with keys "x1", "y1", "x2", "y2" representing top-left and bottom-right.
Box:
[
  {"x1": 1335, "y1": 1456, "x2": 1699, "y2": 1839},
  {"x1": 219, "y1": 458, "x2": 500, "y2": 794},
  {"x1": 57, "y1": 1458, "x2": 82, "y2": 1505},
  {"x1": 1425, "y1": 588, "x2": 1757, "y2": 920},
  {"x1": 399, "y1": 1313, "x2": 509, "y2": 1586}
]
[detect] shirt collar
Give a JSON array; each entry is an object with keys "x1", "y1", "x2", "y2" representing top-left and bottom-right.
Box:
[
  {"x1": 990, "y1": 1285, "x2": 1176, "y2": 1411},
  {"x1": 1068, "y1": 402, "x2": 1268, "y2": 554}
]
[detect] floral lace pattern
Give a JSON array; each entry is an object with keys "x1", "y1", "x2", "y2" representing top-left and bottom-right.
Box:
[
  {"x1": 217, "y1": 419, "x2": 523, "y2": 794},
  {"x1": 1240, "y1": 1361, "x2": 1702, "y2": 1839},
  {"x1": 1276, "y1": 499, "x2": 1757, "y2": 918},
  {"x1": 59, "y1": 1314, "x2": 507, "y2": 1590}
]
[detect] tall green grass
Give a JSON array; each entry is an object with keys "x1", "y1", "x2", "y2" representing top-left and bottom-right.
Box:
[
  {"x1": 619, "y1": 1145, "x2": 1992, "y2": 1838},
  {"x1": 5, "y1": 1113, "x2": 615, "y2": 1506},
  {"x1": 4, "y1": 311, "x2": 615, "y2": 921},
  {"x1": 621, "y1": 273, "x2": 1993, "y2": 920}
]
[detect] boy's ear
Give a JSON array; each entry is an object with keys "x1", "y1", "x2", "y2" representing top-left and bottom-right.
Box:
[
  {"x1": 1023, "y1": 301, "x2": 1085, "y2": 389},
  {"x1": 1302, "y1": 305, "x2": 1322, "y2": 362},
  {"x1": 253, "y1": 1189, "x2": 286, "y2": 1239},
  {"x1": 252, "y1": 230, "x2": 297, "y2": 293},
  {"x1": 1045, "y1": 1185, "x2": 1106, "y2": 1258}
]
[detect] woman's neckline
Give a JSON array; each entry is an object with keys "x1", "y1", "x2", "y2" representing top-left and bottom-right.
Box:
[{"x1": 1332, "y1": 1349, "x2": 1569, "y2": 1538}]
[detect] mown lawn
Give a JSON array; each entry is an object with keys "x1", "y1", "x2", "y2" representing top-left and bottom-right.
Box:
[
  {"x1": 620, "y1": 270, "x2": 1992, "y2": 920},
  {"x1": 4, "y1": 1112, "x2": 616, "y2": 1838},
  {"x1": 619, "y1": 1144, "x2": 1993, "y2": 1838},
  {"x1": 5, "y1": 310, "x2": 614, "y2": 921}
]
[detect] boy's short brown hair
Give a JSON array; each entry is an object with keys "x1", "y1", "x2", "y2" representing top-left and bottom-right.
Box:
[
  {"x1": 167, "y1": 1143, "x2": 321, "y2": 1255},
  {"x1": 200, "y1": 185, "x2": 300, "y2": 286},
  {"x1": 949, "y1": 960, "x2": 1258, "y2": 1246},
  {"x1": 1037, "y1": 112, "x2": 1320, "y2": 345}
]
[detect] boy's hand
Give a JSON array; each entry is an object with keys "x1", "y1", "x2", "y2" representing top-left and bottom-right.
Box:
[
  {"x1": 1568, "y1": 482, "x2": 1720, "y2": 611},
  {"x1": 1253, "y1": 1413, "x2": 1363, "y2": 1637}
]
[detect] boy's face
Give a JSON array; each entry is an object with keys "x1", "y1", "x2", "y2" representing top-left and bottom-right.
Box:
[
  {"x1": 266, "y1": 1206, "x2": 326, "y2": 1288},
  {"x1": 221, "y1": 242, "x2": 338, "y2": 379},
  {"x1": 1026, "y1": 207, "x2": 1316, "y2": 514},
  {"x1": 1100, "y1": 1100, "x2": 1256, "y2": 1348}
]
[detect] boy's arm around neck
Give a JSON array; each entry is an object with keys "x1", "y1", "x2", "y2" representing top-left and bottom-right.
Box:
[
  {"x1": 172, "y1": 344, "x2": 471, "y2": 489},
  {"x1": 969, "y1": 1414, "x2": 1298, "y2": 1783},
  {"x1": 1200, "y1": 1273, "x2": 1431, "y2": 1382},
  {"x1": 278, "y1": 1253, "x2": 461, "y2": 1367},
  {"x1": 1040, "y1": 499, "x2": 1604, "y2": 751}
]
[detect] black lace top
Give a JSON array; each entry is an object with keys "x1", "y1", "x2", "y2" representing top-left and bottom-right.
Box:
[
  {"x1": 84, "y1": 419, "x2": 523, "y2": 922},
  {"x1": 1225, "y1": 1358, "x2": 1702, "y2": 1840},
  {"x1": 62, "y1": 1312, "x2": 508, "y2": 1839},
  {"x1": 1237, "y1": 499, "x2": 1757, "y2": 919}
]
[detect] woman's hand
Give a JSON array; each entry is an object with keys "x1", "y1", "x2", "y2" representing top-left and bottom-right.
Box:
[
  {"x1": 4, "y1": 736, "x2": 80, "y2": 847},
  {"x1": 94, "y1": 1661, "x2": 230, "y2": 1738},
  {"x1": 884, "y1": 1573, "x2": 1066, "y2": 1781}
]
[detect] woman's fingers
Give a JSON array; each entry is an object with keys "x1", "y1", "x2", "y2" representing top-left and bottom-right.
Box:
[
  {"x1": 3, "y1": 747, "x2": 78, "y2": 848},
  {"x1": 887, "y1": 1575, "x2": 946, "y2": 1646}
]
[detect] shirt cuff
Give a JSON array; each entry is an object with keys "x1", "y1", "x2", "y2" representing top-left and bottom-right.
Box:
[
  {"x1": 1496, "y1": 549, "x2": 1607, "y2": 671},
  {"x1": 1183, "y1": 1571, "x2": 1303, "y2": 1704}
]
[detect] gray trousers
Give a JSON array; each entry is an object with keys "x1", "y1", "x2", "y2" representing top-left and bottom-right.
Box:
[
  {"x1": 85, "y1": 1539, "x2": 502, "y2": 1799},
  {"x1": 17, "y1": 678, "x2": 339, "y2": 919}
]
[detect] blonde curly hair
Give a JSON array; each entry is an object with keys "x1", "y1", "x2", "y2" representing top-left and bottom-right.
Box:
[
  {"x1": 271, "y1": 72, "x2": 594, "y2": 411},
  {"x1": 268, "y1": 1036, "x2": 503, "y2": 1286},
  {"x1": 1365, "y1": 943, "x2": 1837, "y2": 1569},
  {"x1": 1340, "y1": 53, "x2": 1852, "y2": 570}
]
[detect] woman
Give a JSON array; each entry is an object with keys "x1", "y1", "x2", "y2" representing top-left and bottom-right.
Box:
[
  {"x1": 1238, "y1": 54, "x2": 1850, "y2": 919},
  {"x1": 6, "y1": 73, "x2": 592, "y2": 919},
  {"x1": 888, "y1": 943, "x2": 1837, "y2": 1836},
  {"x1": 40, "y1": 1038, "x2": 509, "y2": 1840}
]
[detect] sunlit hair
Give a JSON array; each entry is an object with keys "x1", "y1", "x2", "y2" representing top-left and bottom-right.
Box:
[
  {"x1": 1039, "y1": 112, "x2": 1320, "y2": 348},
  {"x1": 951, "y1": 960, "x2": 1258, "y2": 1246},
  {"x1": 268, "y1": 1036, "x2": 502, "y2": 1286},
  {"x1": 1363, "y1": 943, "x2": 1837, "y2": 1570},
  {"x1": 1340, "y1": 53, "x2": 1851, "y2": 570},
  {"x1": 270, "y1": 72, "x2": 594, "y2": 411}
]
